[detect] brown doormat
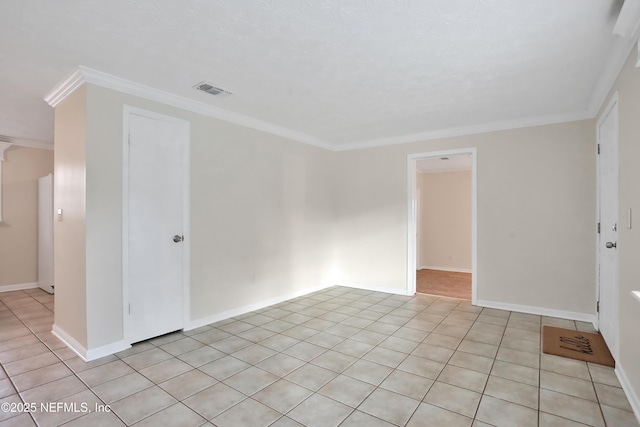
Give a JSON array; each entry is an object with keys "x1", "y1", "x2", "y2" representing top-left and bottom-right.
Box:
[{"x1": 543, "y1": 326, "x2": 615, "y2": 367}]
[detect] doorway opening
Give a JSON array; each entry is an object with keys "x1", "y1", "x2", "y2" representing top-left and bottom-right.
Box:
[{"x1": 407, "y1": 149, "x2": 477, "y2": 303}]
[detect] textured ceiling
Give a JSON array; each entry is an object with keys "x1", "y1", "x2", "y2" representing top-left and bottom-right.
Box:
[{"x1": 0, "y1": 0, "x2": 627, "y2": 149}]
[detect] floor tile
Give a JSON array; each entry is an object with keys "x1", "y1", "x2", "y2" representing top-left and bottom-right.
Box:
[
  {"x1": 594, "y1": 382, "x2": 633, "y2": 411},
  {"x1": 539, "y1": 412, "x2": 593, "y2": 426},
  {"x1": 223, "y1": 366, "x2": 278, "y2": 395},
  {"x1": 340, "y1": 410, "x2": 395, "y2": 427},
  {"x1": 311, "y1": 350, "x2": 357, "y2": 373},
  {"x1": 423, "y1": 381, "x2": 481, "y2": 418},
  {"x1": 109, "y1": 386, "x2": 177, "y2": 425},
  {"x1": 122, "y1": 348, "x2": 173, "y2": 371},
  {"x1": 138, "y1": 358, "x2": 192, "y2": 383},
  {"x1": 540, "y1": 370, "x2": 597, "y2": 401},
  {"x1": 305, "y1": 332, "x2": 345, "y2": 349},
  {"x1": 318, "y1": 374, "x2": 375, "y2": 407},
  {"x1": 283, "y1": 342, "x2": 326, "y2": 362},
  {"x1": 12, "y1": 362, "x2": 72, "y2": 392},
  {"x1": 495, "y1": 347, "x2": 539, "y2": 369},
  {"x1": 253, "y1": 379, "x2": 313, "y2": 413},
  {"x1": 539, "y1": 389, "x2": 604, "y2": 427},
  {"x1": 158, "y1": 337, "x2": 204, "y2": 356},
  {"x1": 177, "y1": 345, "x2": 225, "y2": 367},
  {"x1": 457, "y1": 340, "x2": 498, "y2": 359},
  {"x1": 600, "y1": 404, "x2": 640, "y2": 427},
  {"x1": 133, "y1": 402, "x2": 206, "y2": 427},
  {"x1": 423, "y1": 333, "x2": 462, "y2": 349},
  {"x1": 285, "y1": 363, "x2": 338, "y2": 391},
  {"x1": 91, "y1": 372, "x2": 154, "y2": 404},
  {"x1": 491, "y1": 360, "x2": 539, "y2": 386},
  {"x1": 212, "y1": 398, "x2": 281, "y2": 427},
  {"x1": 270, "y1": 416, "x2": 305, "y2": 427},
  {"x1": 448, "y1": 351, "x2": 494, "y2": 374},
  {"x1": 231, "y1": 344, "x2": 276, "y2": 365},
  {"x1": 182, "y1": 382, "x2": 246, "y2": 420},
  {"x1": 397, "y1": 355, "x2": 445, "y2": 379},
  {"x1": 484, "y1": 375, "x2": 538, "y2": 409},
  {"x1": 437, "y1": 365, "x2": 488, "y2": 393},
  {"x1": 198, "y1": 355, "x2": 250, "y2": 380},
  {"x1": 541, "y1": 354, "x2": 590, "y2": 380},
  {"x1": 359, "y1": 387, "x2": 420, "y2": 426},
  {"x1": 20, "y1": 375, "x2": 87, "y2": 403},
  {"x1": 379, "y1": 369, "x2": 434, "y2": 400},
  {"x1": 210, "y1": 336, "x2": 253, "y2": 353},
  {"x1": 31, "y1": 389, "x2": 102, "y2": 426},
  {"x1": 475, "y1": 394, "x2": 537, "y2": 427},
  {"x1": 3, "y1": 352, "x2": 59, "y2": 376},
  {"x1": 332, "y1": 339, "x2": 375, "y2": 358},
  {"x1": 343, "y1": 359, "x2": 393, "y2": 385},
  {"x1": 411, "y1": 343, "x2": 455, "y2": 363},
  {"x1": 406, "y1": 402, "x2": 473, "y2": 427},
  {"x1": 287, "y1": 393, "x2": 353, "y2": 427},
  {"x1": 259, "y1": 334, "x2": 300, "y2": 352},
  {"x1": 361, "y1": 346, "x2": 406, "y2": 368},
  {"x1": 158, "y1": 369, "x2": 217, "y2": 400},
  {"x1": 587, "y1": 363, "x2": 621, "y2": 387}
]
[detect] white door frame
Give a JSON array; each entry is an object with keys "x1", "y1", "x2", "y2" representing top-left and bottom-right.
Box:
[
  {"x1": 595, "y1": 92, "x2": 619, "y2": 359},
  {"x1": 407, "y1": 148, "x2": 477, "y2": 303},
  {"x1": 122, "y1": 105, "x2": 191, "y2": 344}
]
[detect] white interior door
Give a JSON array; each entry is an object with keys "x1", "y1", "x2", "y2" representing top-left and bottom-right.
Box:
[
  {"x1": 597, "y1": 96, "x2": 619, "y2": 359},
  {"x1": 126, "y1": 110, "x2": 189, "y2": 344}
]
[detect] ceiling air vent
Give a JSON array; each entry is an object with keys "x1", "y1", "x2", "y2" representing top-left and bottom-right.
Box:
[{"x1": 194, "y1": 82, "x2": 232, "y2": 98}]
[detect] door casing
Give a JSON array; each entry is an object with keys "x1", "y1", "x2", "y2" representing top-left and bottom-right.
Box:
[{"x1": 407, "y1": 148, "x2": 477, "y2": 302}]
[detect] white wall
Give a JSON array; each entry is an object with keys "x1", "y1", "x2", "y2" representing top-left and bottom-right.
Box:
[
  {"x1": 53, "y1": 85, "x2": 88, "y2": 348},
  {"x1": 0, "y1": 146, "x2": 54, "y2": 289},
  {"x1": 417, "y1": 171, "x2": 471, "y2": 271},
  {"x1": 334, "y1": 120, "x2": 596, "y2": 317},
  {"x1": 80, "y1": 84, "x2": 336, "y2": 350}
]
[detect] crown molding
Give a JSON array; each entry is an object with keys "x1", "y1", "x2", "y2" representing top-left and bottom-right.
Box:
[
  {"x1": 44, "y1": 66, "x2": 614, "y2": 153},
  {"x1": 334, "y1": 111, "x2": 592, "y2": 152},
  {"x1": 613, "y1": 0, "x2": 640, "y2": 38},
  {"x1": 0, "y1": 142, "x2": 11, "y2": 161},
  {"x1": 0, "y1": 135, "x2": 53, "y2": 150},
  {"x1": 587, "y1": 35, "x2": 638, "y2": 116},
  {"x1": 44, "y1": 69, "x2": 85, "y2": 108},
  {"x1": 44, "y1": 67, "x2": 335, "y2": 151}
]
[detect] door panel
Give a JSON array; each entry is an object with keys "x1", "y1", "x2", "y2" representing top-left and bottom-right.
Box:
[
  {"x1": 127, "y1": 112, "x2": 187, "y2": 344},
  {"x1": 598, "y1": 99, "x2": 618, "y2": 359}
]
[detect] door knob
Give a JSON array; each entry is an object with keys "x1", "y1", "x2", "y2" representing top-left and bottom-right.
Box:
[
  {"x1": 605, "y1": 241, "x2": 617, "y2": 249},
  {"x1": 173, "y1": 235, "x2": 184, "y2": 243}
]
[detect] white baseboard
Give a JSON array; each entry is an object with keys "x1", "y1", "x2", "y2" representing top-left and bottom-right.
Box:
[
  {"x1": 336, "y1": 281, "x2": 413, "y2": 296},
  {"x1": 52, "y1": 324, "x2": 130, "y2": 362},
  {"x1": 0, "y1": 282, "x2": 38, "y2": 292},
  {"x1": 185, "y1": 282, "x2": 334, "y2": 331},
  {"x1": 419, "y1": 266, "x2": 472, "y2": 273},
  {"x1": 475, "y1": 299, "x2": 596, "y2": 323},
  {"x1": 616, "y1": 363, "x2": 640, "y2": 425}
]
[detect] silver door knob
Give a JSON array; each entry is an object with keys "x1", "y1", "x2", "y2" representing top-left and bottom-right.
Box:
[
  {"x1": 173, "y1": 235, "x2": 184, "y2": 243},
  {"x1": 605, "y1": 241, "x2": 617, "y2": 249}
]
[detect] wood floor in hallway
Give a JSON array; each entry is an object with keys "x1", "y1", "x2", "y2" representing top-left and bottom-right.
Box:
[{"x1": 416, "y1": 269, "x2": 471, "y2": 300}]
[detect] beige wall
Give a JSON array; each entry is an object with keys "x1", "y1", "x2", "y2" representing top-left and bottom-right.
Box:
[
  {"x1": 418, "y1": 171, "x2": 471, "y2": 271},
  {"x1": 53, "y1": 85, "x2": 88, "y2": 348},
  {"x1": 0, "y1": 146, "x2": 54, "y2": 288},
  {"x1": 79, "y1": 84, "x2": 335, "y2": 349},
  {"x1": 334, "y1": 120, "x2": 596, "y2": 315},
  {"x1": 600, "y1": 48, "x2": 640, "y2": 414}
]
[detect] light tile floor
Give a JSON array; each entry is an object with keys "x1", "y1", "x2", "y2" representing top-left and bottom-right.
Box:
[{"x1": 0, "y1": 287, "x2": 638, "y2": 427}]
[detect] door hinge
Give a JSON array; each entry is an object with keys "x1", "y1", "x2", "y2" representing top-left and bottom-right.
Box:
[
  {"x1": 597, "y1": 222, "x2": 601, "y2": 234},
  {"x1": 597, "y1": 301, "x2": 600, "y2": 313},
  {"x1": 597, "y1": 144, "x2": 600, "y2": 154},
  {"x1": 128, "y1": 303, "x2": 131, "y2": 315}
]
